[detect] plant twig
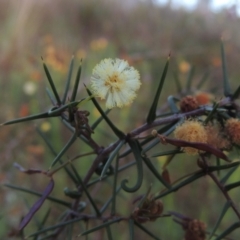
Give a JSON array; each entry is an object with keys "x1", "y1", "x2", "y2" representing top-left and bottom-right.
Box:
[{"x1": 208, "y1": 172, "x2": 240, "y2": 220}]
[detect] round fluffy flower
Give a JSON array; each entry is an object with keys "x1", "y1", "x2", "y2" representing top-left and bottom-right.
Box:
[
  {"x1": 90, "y1": 58, "x2": 141, "y2": 109},
  {"x1": 225, "y1": 118, "x2": 240, "y2": 145},
  {"x1": 174, "y1": 120, "x2": 208, "y2": 155},
  {"x1": 205, "y1": 124, "x2": 230, "y2": 150}
]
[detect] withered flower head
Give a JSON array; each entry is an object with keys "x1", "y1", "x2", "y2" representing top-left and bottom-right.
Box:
[
  {"x1": 225, "y1": 118, "x2": 240, "y2": 145},
  {"x1": 205, "y1": 123, "x2": 230, "y2": 150},
  {"x1": 184, "y1": 219, "x2": 206, "y2": 240},
  {"x1": 180, "y1": 95, "x2": 199, "y2": 113},
  {"x1": 171, "y1": 212, "x2": 206, "y2": 240},
  {"x1": 174, "y1": 119, "x2": 207, "y2": 155},
  {"x1": 132, "y1": 197, "x2": 163, "y2": 224}
]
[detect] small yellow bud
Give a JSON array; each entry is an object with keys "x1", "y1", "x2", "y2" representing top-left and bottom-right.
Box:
[{"x1": 151, "y1": 129, "x2": 158, "y2": 137}]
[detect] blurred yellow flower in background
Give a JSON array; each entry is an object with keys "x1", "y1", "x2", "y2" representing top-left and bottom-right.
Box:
[
  {"x1": 90, "y1": 58, "x2": 141, "y2": 109},
  {"x1": 178, "y1": 60, "x2": 190, "y2": 74},
  {"x1": 40, "y1": 121, "x2": 51, "y2": 132},
  {"x1": 23, "y1": 81, "x2": 37, "y2": 96},
  {"x1": 41, "y1": 35, "x2": 69, "y2": 73},
  {"x1": 90, "y1": 37, "x2": 108, "y2": 51},
  {"x1": 76, "y1": 49, "x2": 87, "y2": 59}
]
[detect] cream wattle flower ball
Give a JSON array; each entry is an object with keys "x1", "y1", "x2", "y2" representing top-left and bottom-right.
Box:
[{"x1": 90, "y1": 58, "x2": 141, "y2": 109}]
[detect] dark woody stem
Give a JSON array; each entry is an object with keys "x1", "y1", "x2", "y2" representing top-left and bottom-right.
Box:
[
  {"x1": 80, "y1": 130, "x2": 102, "y2": 154},
  {"x1": 200, "y1": 154, "x2": 240, "y2": 220},
  {"x1": 208, "y1": 172, "x2": 240, "y2": 220},
  {"x1": 129, "y1": 108, "x2": 205, "y2": 137}
]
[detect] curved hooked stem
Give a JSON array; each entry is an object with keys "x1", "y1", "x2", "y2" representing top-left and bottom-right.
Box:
[{"x1": 121, "y1": 139, "x2": 143, "y2": 193}]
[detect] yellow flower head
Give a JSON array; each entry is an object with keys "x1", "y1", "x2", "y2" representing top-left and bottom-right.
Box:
[
  {"x1": 174, "y1": 120, "x2": 207, "y2": 155},
  {"x1": 205, "y1": 123, "x2": 230, "y2": 150},
  {"x1": 90, "y1": 58, "x2": 141, "y2": 109},
  {"x1": 225, "y1": 118, "x2": 240, "y2": 145}
]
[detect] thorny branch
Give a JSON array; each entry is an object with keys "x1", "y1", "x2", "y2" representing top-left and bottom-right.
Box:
[
  {"x1": 196, "y1": 155, "x2": 240, "y2": 220},
  {"x1": 71, "y1": 99, "x2": 235, "y2": 214}
]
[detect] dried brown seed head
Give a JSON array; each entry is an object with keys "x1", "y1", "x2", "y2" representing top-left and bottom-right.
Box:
[
  {"x1": 132, "y1": 198, "x2": 164, "y2": 223},
  {"x1": 184, "y1": 219, "x2": 206, "y2": 240},
  {"x1": 180, "y1": 96, "x2": 199, "y2": 113}
]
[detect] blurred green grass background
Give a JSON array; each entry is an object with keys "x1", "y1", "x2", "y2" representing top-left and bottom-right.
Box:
[{"x1": 1, "y1": 0, "x2": 240, "y2": 239}]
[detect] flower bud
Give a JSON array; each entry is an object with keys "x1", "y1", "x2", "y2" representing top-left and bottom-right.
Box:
[{"x1": 151, "y1": 129, "x2": 158, "y2": 137}]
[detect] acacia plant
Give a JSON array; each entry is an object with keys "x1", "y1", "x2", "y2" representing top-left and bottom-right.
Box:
[{"x1": 2, "y1": 42, "x2": 240, "y2": 240}]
